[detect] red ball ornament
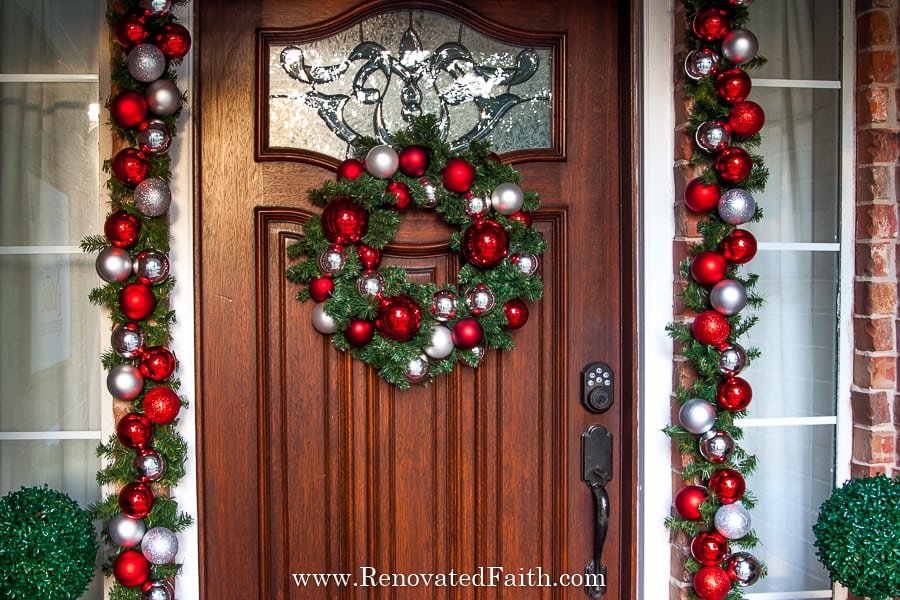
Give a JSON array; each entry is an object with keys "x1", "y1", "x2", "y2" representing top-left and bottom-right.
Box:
[
  {"x1": 105, "y1": 209, "x2": 141, "y2": 248},
  {"x1": 691, "y1": 531, "x2": 729, "y2": 566},
  {"x1": 715, "y1": 147, "x2": 752, "y2": 183},
  {"x1": 462, "y1": 219, "x2": 509, "y2": 268},
  {"x1": 118, "y1": 482, "x2": 154, "y2": 518},
  {"x1": 386, "y1": 181, "x2": 413, "y2": 210},
  {"x1": 375, "y1": 295, "x2": 422, "y2": 341},
  {"x1": 692, "y1": 311, "x2": 730, "y2": 346},
  {"x1": 507, "y1": 210, "x2": 533, "y2": 227},
  {"x1": 344, "y1": 318, "x2": 375, "y2": 347},
  {"x1": 112, "y1": 148, "x2": 149, "y2": 187},
  {"x1": 113, "y1": 550, "x2": 151, "y2": 588},
  {"x1": 308, "y1": 276, "x2": 334, "y2": 302},
  {"x1": 336, "y1": 158, "x2": 365, "y2": 180},
  {"x1": 692, "y1": 8, "x2": 731, "y2": 41},
  {"x1": 114, "y1": 12, "x2": 148, "y2": 49},
  {"x1": 143, "y1": 386, "x2": 181, "y2": 424},
  {"x1": 140, "y1": 346, "x2": 177, "y2": 382},
  {"x1": 116, "y1": 412, "x2": 154, "y2": 449},
  {"x1": 451, "y1": 318, "x2": 484, "y2": 349},
  {"x1": 720, "y1": 229, "x2": 757, "y2": 264},
  {"x1": 708, "y1": 468, "x2": 746, "y2": 504},
  {"x1": 356, "y1": 244, "x2": 382, "y2": 269},
  {"x1": 155, "y1": 23, "x2": 192, "y2": 59},
  {"x1": 690, "y1": 251, "x2": 729, "y2": 286},
  {"x1": 717, "y1": 376, "x2": 752, "y2": 410},
  {"x1": 684, "y1": 178, "x2": 721, "y2": 213},
  {"x1": 503, "y1": 298, "x2": 529, "y2": 330},
  {"x1": 693, "y1": 566, "x2": 732, "y2": 600},
  {"x1": 674, "y1": 485, "x2": 708, "y2": 520},
  {"x1": 398, "y1": 145, "x2": 430, "y2": 177},
  {"x1": 321, "y1": 197, "x2": 368, "y2": 244},
  {"x1": 728, "y1": 100, "x2": 765, "y2": 137},
  {"x1": 119, "y1": 283, "x2": 156, "y2": 321},
  {"x1": 715, "y1": 68, "x2": 752, "y2": 104},
  {"x1": 110, "y1": 90, "x2": 149, "y2": 129},
  {"x1": 442, "y1": 157, "x2": 476, "y2": 193}
]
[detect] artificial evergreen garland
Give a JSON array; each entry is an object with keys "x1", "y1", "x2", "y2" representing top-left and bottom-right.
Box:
[
  {"x1": 286, "y1": 115, "x2": 545, "y2": 388},
  {"x1": 665, "y1": 2, "x2": 769, "y2": 598}
]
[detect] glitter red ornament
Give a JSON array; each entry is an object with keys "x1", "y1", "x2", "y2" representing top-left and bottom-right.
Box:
[
  {"x1": 113, "y1": 550, "x2": 151, "y2": 588},
  {"x1": 693, "y1": 566, "x2": 732, "y2": 600},
  {"x1": 708, "y1": 468, "x2": 746, "y2": 504},
  {"x1": 692, "y1": 8, "x2": 731, "y2": 41},
  {"x1": 116, "y1": 413, "x2": 154, "y2": 449},
  {"x1": 386, "y1": 181, "x2": 413, "y2": 210},
  {"x1": 119, "y1": 283, "x2": 156, "y2": 321},
  {"x1": 451, "y1": 317, "x2": 484, "y2": 349},
  {"x1": 717, "y1": 376, "x2": 753, "y2": 410},
  {"x1": 715, "y1": 147, "x2": 753, "y2": 183},
  {"x1": 398, "y1": 145, "x2": 430, "y2": 177},
  {"x1": 143, "y1": 386, "x2": 181, "y2": 424},
  {"x1": 321, "y1": 197, "x2": 368, "y2": 244},
  {"x1": 356, "y1": 244, "x2": 382, "y2": 269},
  {"x1": 308, "y1": 276, "x2": 334, "y2": 302},
  {"x1": 674, "y1": 485, "x2": 708, "y2": 520},
  {"x1": 728, "y1": 100, "x2": 766, "y2": 137},
  {"x1": 155, "y1": 23, "x2": 192, "y2": 60},
  {"x1": 112, "y1": 148, "x2": 149, "y2": 187},
  {"x1": 690, "y1": 251, "x2": 729, "y2": 287},
  {"x1": 503, "y1": 298, "x2": 529, "y2": 330},
  {"x1": 336, "y1": 158, "x2": 365, "y2": 180},
  {"x1": 462, "y1": 219, "x2": 509, "y2": 268},
  {"x1": 692, "y1": 310, "x2": 730, "y2": 346},
  {"x1": 344, "y1": 318, "x2": 375, "y2": 347},
  {"x1": 442, "y1": 157, "x2": 476, "y2": 193},
  {"x1": 691, "y1": 531, "x2": 729, "y2": 566},
  {"x1": 684, "y1": 178, "x2": 721, "y2": 213},
  {"x1": 114, "y1": 12, "x2": 149, "y2": 49},
  {"x1": 110, "y1": 90, "x2": 149, "y2": 129},
  {"x1": 118, "y1": 482, "x2": 155, "y2": 518},
  {"x1": 105, "y1": 210, "x2": 141, "y2": 248},
  {"x1": 140, "y1": 346, "x2": 177, "y2": 382},
  {"x1": 720, "y1": 229, "x2": 757, "y2": 263},
  {"x1": 715, "y1": 68, "x2": 752, "y2": 104},
  {"x1": 375, "y1": 295, "x2": 422, "y2": 341}
]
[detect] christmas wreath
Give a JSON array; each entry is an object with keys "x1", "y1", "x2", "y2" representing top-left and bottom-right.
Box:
[{"x1": 286, "y1": 115, "x2": 545, "y2": 388}]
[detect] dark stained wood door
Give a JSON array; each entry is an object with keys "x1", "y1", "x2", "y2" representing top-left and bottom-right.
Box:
[{"x1": 195, "y1": 1, "x2": 636, "y2": 598}]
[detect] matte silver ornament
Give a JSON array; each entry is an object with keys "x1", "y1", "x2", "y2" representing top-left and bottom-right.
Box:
[
  {"x1": 678, "y1": 398, "x2": 717, "y2": 434},
  {"x1": 137, "y1": 120, "x2": 172, "y2": 154},
  {"x1": 134, "y1": 249, "x2": 170, "y2": 285},
  {"x1": 722, "y1": 29, "x2": 759, "y2": 65},
  {"x1": 685, "y1": 48, "x2": 720, "y2": 80},
  {"x1": 141, "y1": 580, "x2": 175, "y2": 600},
  {"x1": 111, "y1": 322, "x2": 146, "y2": 359},
  {"x1": 96, "y1": 246, "x2": 134, "y2": 283},
  {"x1": 145, "y1": 79, "x2": 181, "y2": 116},
  {"x1": 356, "y1": 270, "x2": 384, "y2": 297},
  {"x1": 718, "y1": 343, "x2": 747, "y2": 376},
  {"x1": 312, "y1": 303, "x2": 337, "y2": 334},
  {"x1": 133, "y1": 177, "x2": 172, "y2": 217},
  {"x1": 511, "y1": 252, "x2": 539, "y2": 276},
  {"x1": 714, "y1": 503, "x2": 752, "y2": 539},
  {"x1": 127, "y1": 44, "x2": 166, "y2": 83},
  {"x1": 695, "y1": 120, "x2": 732, "y2": 153},
  {"x1": 710, "y1": 279, "x2": 747, "y2": 316},
  {"x1": 107, "y1": 364, "x2": 144, "y2": 401},
  {"x1": 699, "y1": 429, "x2": 735, "y2": 463},
  {"x1": 718, "y1": 188, "x2": 756, "y2": 225},
  {"x1": 134, "y1": 448, "x2": 166, "y2": 482},
  {"x1": 431, "y1": 290, "x2": 457, "y2": 322},
  {"x1": 491, "y1": 182, "x2": 525, "y2": 215},
  {"x1": 141, "y1": 526, "x2": 178, "y2": 564},
  {"x1": 317, "y1": 244, "x2": 346, "y2": 274},
  {"x1": 405, "y1": 354, "x2": 430, "y2": 383},
  {"x1": 425, "y1": 325, "x2": 454, "y2": 359},
  {"x1": 365, "y1": 145, "x2": 399, "y2": 179},
  {"x1": 107, "y1": 512, "x2": 146, "y2": 548},
  {"x1": 726, "y1": 552, "x2": 761, "y2": 586},
  {"x1": 465, "y1": 284, "x2": 495, "y2": 315}
]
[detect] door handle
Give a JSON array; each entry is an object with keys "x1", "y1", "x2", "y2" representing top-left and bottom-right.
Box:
[{"x1": 581, "y1": 424, "x2": 613, "y2": 598}]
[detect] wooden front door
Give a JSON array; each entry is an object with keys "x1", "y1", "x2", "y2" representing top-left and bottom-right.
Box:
[{"x1": 195, "y1": 1, "x2": 635, "y2": 598}]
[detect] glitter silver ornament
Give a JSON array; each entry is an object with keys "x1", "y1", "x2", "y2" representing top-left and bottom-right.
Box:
[
  {"x1": 356, "y1": 270, "x2": 384, "y2": 297},
  {"x1": 718, "y1": 343, "x2": 747, "y2": 376},
  {"x1": 141, "y1": 580, "x2": 175, "y2": 600},
  {"x1": 365, "y1": 145, "x2": 399, "y2": 179},
  {"x1": 425, "y1": 325, "x2": 455, "y2": 359},
  {"x1": 108, "y1": 512, "x2": 146, "y2": 548},
  {"x1": 312, "y1": 303, "x2": 337, "y2": 334},
  {"x1": 431, "y1": 290, "x2": 458, "y2": 322},
  {"x1": 134, "y1": 249, "x2": 170, "y2": 285},
  {"x1": 726, "y1": 552, "x2": 761, "y2": 586},
  {"x1": 96, "y1": 246, "x2": 134, "y2": 283},
  {"x1": 465, "y1": 284, "x2": 496, "y2": 315},
  {"x1": 134, "y1": 447, "x2": 166, "y2": 482},
  {"x1": 127, "y1": 44, "x2": 166, "y2": 83},
  {"x1": 406, "y1": 354, "x2": 430, "y2": 383},
  {"x1": 137, "y1": 120, "x2": 172, "y2": 154},
  {"x1": 140, "y1": 0, "x2": 173, "y2": 14},
  {"x1": 722, "y1": 29, "x2": 759, "y2": 65},
  {"x1": 717, "y1": 188, "x2": 756, "y2": 225},
  {"x1": 685, "y1": 48, "x2": 720, "y2": 80},
  {"x1": 107, "y1": 364, "x2": 144, "y2": 401},
  {"x1": 714, "y1": 503, "x2": 752, "y2": 539},
  {"x1": 133, "y1": 177, "x2": 172, "y2": 217},
  {"x1": 699, "y1": 429, "x2": 735, "y2": 463},
  {"x1": 511, "y1": 253, "x2": 539, "y2": 276},
  {"x1": 145, "y1": 79, "x2": 181, "y2": 116},
  {"x1": 695, "y1": 120, "x2": 732, "y2": 153},
  {"x1": 710, "y1": 279, "x2": 747, "y2": 316},
  {"x1": 465, "y1": 195, "x2": 491, "y2": 218},
  {"x1": 318, "y1": 244, "x2": 346, "y2": 274},
  {"x1": 679, "y1": 398, "x2": 717, "y2": 434},
  {"x1": 491, "y1": 182, "x2": 525, "y2": 215},
  {"x1": 111, "y1": 322, "x2": 146, "y2": 358},
  {"x1": 141, "y1": 526, "x2": 178, "y2": 564}
]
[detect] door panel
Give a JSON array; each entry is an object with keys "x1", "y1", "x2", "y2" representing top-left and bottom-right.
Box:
[{"x1": 196, "y1": 1, "x2": 635, "y2": 598}]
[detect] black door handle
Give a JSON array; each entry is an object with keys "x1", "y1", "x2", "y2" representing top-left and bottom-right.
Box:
[{"x1": 581, "y1": 424, "x2": 613, "y2": 597}]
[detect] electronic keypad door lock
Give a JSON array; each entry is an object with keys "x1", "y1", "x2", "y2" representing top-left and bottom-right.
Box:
[{"x1": 581, "y1": 362, "x2": 614, "y2": 413}]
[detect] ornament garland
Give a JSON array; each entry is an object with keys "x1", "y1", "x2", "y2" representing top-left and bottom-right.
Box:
[
  {"x1": 666, "y1": 1, "x2": 769, "y2": 598},
  {"x1": 286, "y1": 115, "x2": 545, "y2": 388},
  {"x1": 81, "y1": 1, "x2": 192, "y2": 598}
]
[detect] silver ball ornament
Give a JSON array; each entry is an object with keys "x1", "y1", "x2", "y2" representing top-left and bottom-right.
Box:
[
  {"x1": 726, "y1": 552, "x2": 761, "y2": 586},
  {"x1": 128, "y1": 44, "x2": 166, "y2": 83},
  {"x1": 96, "y1": 246, "x2": 134, "y2": 283},
  {"x1": 465, "y1": 345, "x2": 486, "y2": 365},
  {"x1": 141, "y1": 580, "x2": 175, "y2": 600},
  {"x1": 465, "y1": 284, "x2": 496, "y2": 315},
  {"x1": 718, "y1": 188, "x2": 756, "y2": 225},
  {"x1": 699, "y1": 429, "x2": 735, "y2": 463},
  {"x1": 318, "y1": 244, "x2": 346, "y2": 274},
  {"x1": 140, "y1": 0, "x2": 173, "y2": 14},
  {"x1": 134, "y1": 249, "x2": 170, "y2": 285},
  {"x1": 678, "y1": 398, "x2": 717, "y2": 434},
  {"x1": 356, "y1": 270, "x2": 384, "y2": 297},
  {"x1": 134, "y1": 177, "x2": 172, "y2": 217},
  {"x1": 722, "y1": 29, "x2": 759, "y2": 65},
  {"x1": 141, "y1": 526, "x2": 178, "y2": 564},
  {"x1": 312, "y1": 303, "x2": 337, "y2": 334},
  {"x1": 137, "y1": 120, "x2": 172, "y2": 154},
  {"x1": 145, "y1": 79, "x2": 181, "y2": 116},
  {"x1": 465, "y1": 195, "x2": 491, "y2": 218},
  {"x1": 491, "y1": 182, "x2": 525, "y2": 215},
  {"x1": 365, "y1": 145, "x2": 399, "y2": 179},
  {"x1": 710, "y1": 279, "x2": 747, "y2": 316},
  {"x1": 406, "y1": 354, "x2": 430, "y2": 383},
  {"x1": 685, "y1": 48, "x2": 720, "y2": 80},
  {"x1": 422, "y1": 182, "x2": 437, "y2": 207},
  {"x1": 107, "y1": 364, "x2": 144, "y2": 401},
  {"x1": 425, "y1": 325, "x2": 454, "y2": 359},
  {"x1": 134, "y1": 448, "x2": 166, "y2": 482},
  {"x1": 107, "y1": 512, "x2": 146, "y2": 548},
  {"x1": 111, "y1": 322, "x2": 146, "y2": 359},
  {"x1": 718, "y1": 343, "x2": 747, "y2": 376},
  {"x1": 511, "y1": 253, "x2": 539, "y2": 276},
  {"x1": 714, "y1": 503, "x2": 752, "y2": 539},
  {"x1": 431, "y1": 290, "x2": 458, "y2": 322},
  {"x1": 695, "y1": 120, "x2": 732, "y2": 153}
]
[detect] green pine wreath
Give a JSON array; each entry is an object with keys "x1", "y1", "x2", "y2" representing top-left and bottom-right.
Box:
[{"x1": 286, "y1": 115, "x2": 545, "y2": 388}]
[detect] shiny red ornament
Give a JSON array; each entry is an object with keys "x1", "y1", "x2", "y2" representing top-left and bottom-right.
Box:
[
  {"x1": 692, "y1": 8, "x2": 731, "y2": 41},
  {"x1": 691, "y1": 531, "x2": 729, "y2": 566},
  {"x1": 503, "y1": 298, "x2": 529, "y2": 330},
  {"x1": 690, "y1": 251, "x2": 729, "y2": 286},
  {"x1": 116, "y1": 413, "x2": 154, "y2": 449},
  {"x1": 113, "y1": 550, "x2": 151, "y2": 588},
  {"x1": 356, "y1": 244, "x2": 382, "y2": 269},
  {"x1": 715, "y1": 68, "x2": 752, "y2": 104},
  {"x1": 119, "y1": 283, "x2": 156, "y2": 321},
  {"x1": 693, "y1": 566, "x2": 732, "y2": 600},
  {"x1": 375, "y1": 295, "x2": 422, "y2": 341},
  {"x1": 692, "y1": 310, "x2": 730, "y2": 346},
  {"x1": 720, "y1": 229, "x2": 757, "y2": 264},
  {"x1": 507, "y1": 210, "x2": 533, "y2": 227},
  {"x1": 308, "y1": 276, "x2": 334, "y2": 302},
  {"x1": 321, "y1": 197, "x2": 368, "y2": 244},
  {"x1": 728, "y1": 100, "x2": 765, "y2": 137},
  {"x1": 115, "y1": 12, "x2": 149, "y2": 48},
  {"x1": 155, "y1": 23, "x2": 192, "y2": 59},
  {"x1": 674, "y1": 485, "x2": 708, "y2": 520},
  {"x1": 442, "y1": 157, "x2": 476, "y2": 193},
  {"x1": 462, "y1": 219, "x2": 509, "y2": 268},
  {"x1": 717, "y1": 376, "x2": 752, "y2": 410},
  {"x1": 708, "y1": 468, "x2": 746, "y2": 504},
  {"x1": 143, "y1": 386, "x2": 181, "y2": 424},
  {"x1": 118, "y1": 482, "x2": 154, "y2": 518},
  {"x1": 386, "y1": 181, "x2": 413, "y2": 210},
  {"x1": 112, "y1": 148, "x2": 149, "y2": 187},
  {"x1": 344, "y1": 318, "x2": 375, "y2": 347},
  {"x1": 715, "y1": 147, "x2": 752, "y2": 183},
  {"x1": 104, "y1": 210, "x2": 141, "y2": 247},
  {"x1": 398, "y1": 145, "x2": 430, "y2": 177},
  {"x1": 110, "y1": 90, "x2": 148, "y2": 129},
  {"x1": 684, "y1": 178, "x2": 721, "y2": 213},
  {"x1": 337, "y1": 158, "x2": 365, "y2": 180},
  {"x1": 140, "y1": 346, "x2": 176, "y2": 382},
  {"x1": 451, "y1": 318, "x2": 484, "y2": 349}
]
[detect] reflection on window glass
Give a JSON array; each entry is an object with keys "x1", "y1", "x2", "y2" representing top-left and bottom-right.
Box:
[{"x1": 749, "y1": 0, "x2": 841, "y2": 81}]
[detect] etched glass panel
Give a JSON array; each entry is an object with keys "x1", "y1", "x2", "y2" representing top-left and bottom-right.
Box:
[{"x1": 267, "y1": 9, "x2": 553, "y2": 157}]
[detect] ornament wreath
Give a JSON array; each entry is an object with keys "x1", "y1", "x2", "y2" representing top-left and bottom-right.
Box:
[
  {"x1": 665, "y1": 1, "x2": 769, "y2": 598},
  {"x1": 286, "y1": 115, "x2": 545, "y2": 388}
]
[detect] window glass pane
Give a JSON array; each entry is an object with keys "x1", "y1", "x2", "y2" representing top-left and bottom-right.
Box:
[
  {"x1": 0, "y1": 0, "x2": 100, "y2": 74},
  {"x1": 748, "y1": 0, "x2": 840, "y2": 81}
]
